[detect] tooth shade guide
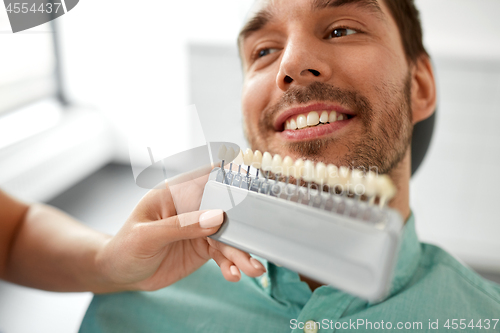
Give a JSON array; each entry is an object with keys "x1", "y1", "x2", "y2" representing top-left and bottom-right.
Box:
[
  {"x1": 243, "y1": 148, "x2": 253, "y2": 166},
  {"x1": 218, "y1": 145, "x2": 227, "y2": 161},
  {"x1": 271, "y1": 154, "x2": 283, "y2": 175},
  {"x1": 218, "y1": 149, "x2": 396, "y2": 209},
  {"x1": 234, "y1": 149, "x2": 244, "y2": 165},
  {"x1": 225, "y1": 147, "x2": 236, "y2": 163},
  {"x1": 282, "y1": 156, "x2": 294, "y2": 177},
  {"x1": 261, "y1": 152, "x2": 273, "y2": 172},
  {"x1": 252, "y1": 150, "x2": 263, "y2": 169}
]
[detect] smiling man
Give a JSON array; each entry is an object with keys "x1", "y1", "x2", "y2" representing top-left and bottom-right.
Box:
[
  {"x1": 240, "y1": 0, "x2": 434, "y2": 221},
  {"x1": 80, "y1": 1, "x2": 500, "y2": 332}
]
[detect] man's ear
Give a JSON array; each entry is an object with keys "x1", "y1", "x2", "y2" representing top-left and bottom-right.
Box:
[{"x1": 411, "y1": 55, "x2": 436, "y2": 124}]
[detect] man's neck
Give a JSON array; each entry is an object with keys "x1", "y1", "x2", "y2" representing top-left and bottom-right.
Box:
[
  {"x1": 386, "y1": 151, "x2": 412, "y2": 221},
  {"x1": 300, "y1": 274, "x2": 323, "y2": 292}
]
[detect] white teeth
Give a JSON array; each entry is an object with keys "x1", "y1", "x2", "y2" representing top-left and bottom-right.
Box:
[
  {"x1": 320, "y1": 111, "x2": 329, "y2": 123},
  {"x1": 292, "y1": 159, "x2": 304, "y2": 178},
  {"x1": 271, "y1": 154, "x2": 283, "y2": 174},
  {"x1": 306, "y1": 111, "x2": 320, "y2": 126},
  {"x1": 303, "y1": 160, "x2": 315, "y2": 182},
  {"x1": 261, "y1": 152, "x2": 273, "y2": 171},
  {"x1": 234, "y1": 149, "x2": 244, "y2": 165},
  {"x1": 284, "y1": 110, "x2": 353, "y2": 131},
  {"x1": 225, "y1": 147, "x2": 236, "y2": 162},
  {"x1": 297, "y1": 114, "x2": 307, "y2": 129},
  {"x1": 314, "y1": 162, "x2": 327, "y2": 185},
  {"x1": 243, "y1": 148, "x2": 253, "y2": 166},
  {"x1": 282, "y1": 156, "x2": 294, "y2": 177},
  {"x1": 218, "y1": 145, "x2": 227, "y2": 160},
  {"x1": 252, "y1": 150, "x2": 263, "y2": 169},
  {"x1": 329, "y1": 111, "x2": 337, "y2": 123}
]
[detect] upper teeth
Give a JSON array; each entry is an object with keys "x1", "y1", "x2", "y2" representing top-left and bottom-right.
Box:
[{"x1": 284, "y1": 111, "x2": 347, "y2": 130}]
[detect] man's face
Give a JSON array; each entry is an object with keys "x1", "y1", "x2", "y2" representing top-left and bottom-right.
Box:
[{"x1": 240, "y1": 0, "x2": 413, "y2": 174}]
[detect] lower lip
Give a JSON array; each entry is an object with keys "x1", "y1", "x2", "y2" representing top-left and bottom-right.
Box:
[{"x1": 278, "y1": 118, "x2": 353, "y2": 141}]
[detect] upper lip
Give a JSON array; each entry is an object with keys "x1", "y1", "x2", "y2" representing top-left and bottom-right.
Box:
[{"x1": 273, "y1": 102, "x2": 356, "y2": 131}]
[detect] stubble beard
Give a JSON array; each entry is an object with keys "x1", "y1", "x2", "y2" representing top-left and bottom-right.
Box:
[{"x1": 245, "y1": 75, "x2": 413, "y2": 175}]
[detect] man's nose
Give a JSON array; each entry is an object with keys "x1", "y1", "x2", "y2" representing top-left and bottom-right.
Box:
[{"x1": 276, "y1": 38, "x2": 333, "y2": 91}]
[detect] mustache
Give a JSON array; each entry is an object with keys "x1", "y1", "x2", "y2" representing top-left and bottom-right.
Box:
[{"x1": 261, "y1": 81, "x2": 373, "y2": 129}]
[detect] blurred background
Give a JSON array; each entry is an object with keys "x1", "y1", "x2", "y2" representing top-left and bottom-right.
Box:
[{"x1": 1, "y1": 0, "x2": 499, "y2": 332}]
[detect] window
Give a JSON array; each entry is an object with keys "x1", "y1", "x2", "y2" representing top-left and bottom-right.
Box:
[{"x1": 0, "y1": 7, "x2": 57, "y2": 115}]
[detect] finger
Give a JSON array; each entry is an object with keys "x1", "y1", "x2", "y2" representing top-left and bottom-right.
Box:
[
  {"x1": 137, "y1": 209, "x2": 225, "y2": 247},
  {"x1": 208, "y1": 246, "x2": 241, "y2": 282},
  {"x1": 168, "y1": 168, "x2": 211, "y2": 214},
  {"x1": 207, "y1": 238, "x2": 266, "y2": 278}
]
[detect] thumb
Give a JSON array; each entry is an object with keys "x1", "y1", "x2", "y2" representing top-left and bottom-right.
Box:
[{"x1": 145, "y1": 209, "x2": 225, "y2": 245}]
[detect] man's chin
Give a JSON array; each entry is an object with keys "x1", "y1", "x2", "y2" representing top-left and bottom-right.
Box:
[{"x1": 282, "y1": 138, "x2": 337, "y2": 159}]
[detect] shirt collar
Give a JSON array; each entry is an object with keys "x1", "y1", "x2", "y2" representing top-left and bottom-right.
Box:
[{"x1": 383, "y1": 212, "x2": 421, "y2": 298}]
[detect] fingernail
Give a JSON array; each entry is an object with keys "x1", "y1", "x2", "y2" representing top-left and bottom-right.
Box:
[
  {"x1": 199, "y1": 209, "x2": 224, "y2": 228},
  {"x1": 250, "y1": 258, "x2": 266, "y2": 271},
  {"x1": 230, "y1": 265, "x2": 240, "y2": 276}
]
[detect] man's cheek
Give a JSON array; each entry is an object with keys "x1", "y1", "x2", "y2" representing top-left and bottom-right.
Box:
[{"x1": 242, "y1": 77, "x2": 272, "y2": 125}]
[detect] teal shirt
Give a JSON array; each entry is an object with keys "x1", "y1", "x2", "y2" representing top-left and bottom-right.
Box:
[{"x1": 80, "y1": 214, "x2": 500, "y2": 332}]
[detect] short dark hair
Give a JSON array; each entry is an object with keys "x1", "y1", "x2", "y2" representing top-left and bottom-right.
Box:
[{"x1": 382, "y1": 0, "x2": 428, "y2": 63}]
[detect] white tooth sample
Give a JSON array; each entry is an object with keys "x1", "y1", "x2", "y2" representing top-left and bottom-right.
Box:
[
  {"x1": 303, "y1": 160, "x2": 315, "y2": 182},
  {"x1": 271, "y1": 154, "x2": 283, "y2": 175},
  {"x1": 326, "y1": 164, "x2": 339, "y2": 187},
  {"x1": 292, "y1": 158, "x2": 304, "y2": 179},
  {"x1": 329, "y1": 111, "x2": 337, "y2": 123},
  {"x1": 290, "y1": 118, "x2": 298, "y2": 130},
  {"x1": 285, "y1": 120, "x2": 290, "y2": 130},
  {"x1": 338, "y1": 166, "x2": 351, "y2": 188},
  {"x1": 337, "y1": 113, "x2": 345, "y2": 121},
  {"x1": 234, "y1": 149, "x2": 244, "y2": 165},
  {"x1": 225, "y1": 147, "x2": 236, "y2": 163},
  {"x1": 261, "y1": 152, "x2": 273, "y2": 172},
  {"x1": 363, "y1": 171, "x2": 377, "y2": 198},
  {"x1": 297, "y1": 114, "x2": 307, "y2": 129},
  {"x1": 377, "y1": 175, "x2": 396, "y2": 205},
  {"x1": 306, "y1": 111, "x2": 320, "y2": 126},
  {"x1": 218, "y1": 145, "x2": 227, "y2": 161},
  {"x1": 282, "y1": 156, "x2": 294, "y2": 177},
  {"x1": 252, "y1": 150, "x2": 263, "y2": 169},
  {"x1": 243, "y1": 148, "x2": 253, "y2": 166},
  {"x1": 349, "y1": 169, "x2": 364, "y2": 195},
  {"x1": 320, "y1": 111, "x2": 329, "y2": 123},
  {"x1": 314, "y1": 162, "x2": 327, "y2": 185}
]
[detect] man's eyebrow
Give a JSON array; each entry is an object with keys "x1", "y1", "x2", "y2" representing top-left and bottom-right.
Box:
[
  {"x1": 238, "y1": 8, "x2": 273, "y2": 45},
  {"x1": 312, "y1": 0, "x2": 384, "y2": 16},
  {"x1": 238, "y1": 0, "x2": 384, "y2": 47}
]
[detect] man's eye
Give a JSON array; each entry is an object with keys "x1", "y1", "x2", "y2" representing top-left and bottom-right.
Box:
[
  {"x1": 256, "y1": 48, "x2": 278, "y2": 58},
  {"x1": 329, "y1": 27, "x2": 357, "y2": 38}
]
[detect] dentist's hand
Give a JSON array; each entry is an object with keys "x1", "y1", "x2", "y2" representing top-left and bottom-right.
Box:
[{"x1": 96, "y1": 171, "x2": 266, "y2": 292}]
